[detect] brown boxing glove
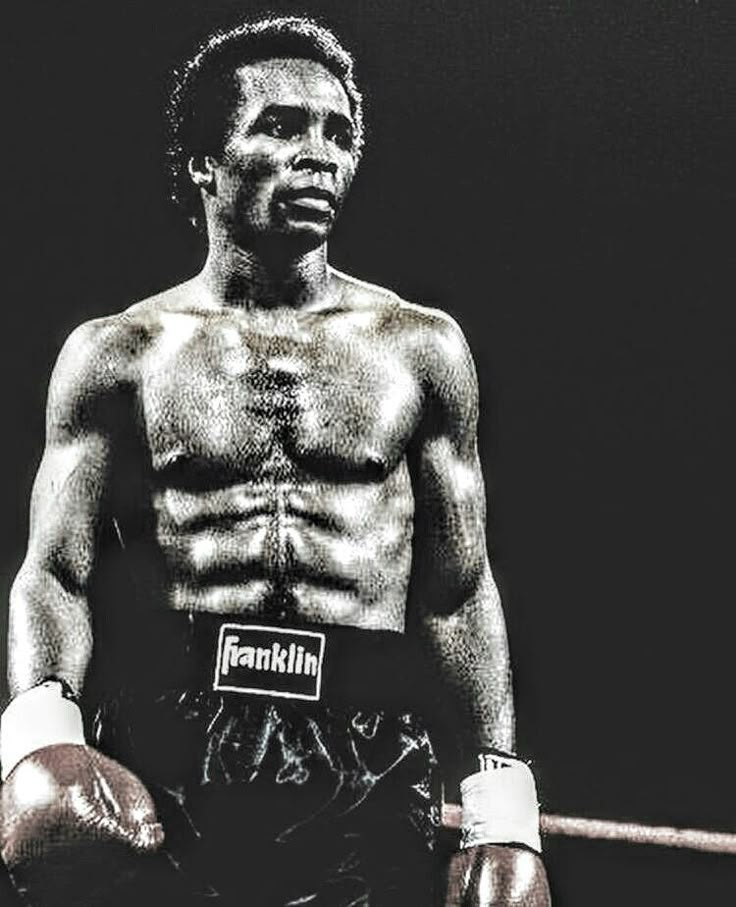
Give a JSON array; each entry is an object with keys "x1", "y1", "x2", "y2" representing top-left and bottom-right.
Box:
[
  {"x1": 0, "y1": 682, "x2": 163, "y2": 906},
  {"x1": 445, "y1": 845, "x2": 551, "y2": 906},
  {"x1": 445, "y1": 753, "x2": 551, "y2": 906}
]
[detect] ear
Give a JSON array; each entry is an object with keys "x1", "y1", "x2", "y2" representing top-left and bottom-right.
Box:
[{"x1": 188, "y1": 155, "x2": 217, "y2": 194}]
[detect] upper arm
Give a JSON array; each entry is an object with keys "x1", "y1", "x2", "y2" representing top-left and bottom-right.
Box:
[
  {"x1": 407, "y1": 312, "x2": 515, "y2": 752},
  {"x1": 8, "y1": 320, "x2": 130, "y2": 692},
  {"x1": 409, "y1": 313, "x2": 491, "y2": 612},
  {"x1": 22, "y1": 322, "x2": 119, "y2": 588}
]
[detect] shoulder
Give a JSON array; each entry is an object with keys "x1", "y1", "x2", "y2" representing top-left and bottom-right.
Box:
[
  {"x1": 45, "y1": 313, "x2": 140, "y2": 437},
  {"x1": 53, "y1": 280, "x2": 197, "y2": 391},
  {"x1": 404, "y1": 304, "x2": 479, "y2": 430},
  {"x1": 330, "y1": 268, "x2": 403, "y2": 317},
  {"x1": 122, "y1": 278, "x2": 199, "y2": 320},
  {"x1": 52, "y1": 310, "x2": 146, "y2": 397},
  {"x1": 331, "y1": 268, "x2": 474, "y2": 372},
  {"x1": 47, "y1": 281, "x2": 195, "y2": 431},
  {"x1": 332, "y1": 269, "x2": 478, "y2": 428},
  {"x1": 397, "y1": 302, "x2": 475, "y2": 382}
]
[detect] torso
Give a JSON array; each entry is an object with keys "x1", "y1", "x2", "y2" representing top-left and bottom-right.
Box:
[{"x1": 109, "y1": 272, "x2": 435, "y2": 631}]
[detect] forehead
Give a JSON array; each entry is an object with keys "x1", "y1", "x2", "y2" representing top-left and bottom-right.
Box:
[{"x1": 232, "y1": 57, "x2": 352, "y2": 120}]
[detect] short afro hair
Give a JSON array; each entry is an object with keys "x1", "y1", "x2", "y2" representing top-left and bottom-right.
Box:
[{"x1": 166, "y1": 16, "x2": 364, "y2": 228}]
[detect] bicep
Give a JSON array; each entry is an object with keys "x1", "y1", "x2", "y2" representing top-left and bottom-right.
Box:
[
  {"x1": 24, "y1": 431, "x2": 113, "y2": 590},
  {"x1": 9, "y1": 405, "x2": 114, "y2": 694},
  {"x1": 413, "y1": 436, "x2": 490, "y2": 608},
  {"x1": 411, "y1": 440, "x2": 513, "y2": 754},
  {"x1": 7, "y1": 320, "x2": 129, "y2": 694},
  {"x1": 407, "y1": 315, "x2": 513, "y2": 750},
  {"x1": 412, "y1": 317, "x2": 490, "y2": 605},
  {"x1": 22, "y1": 320, "x2": 119, "y2": 586},
  {"x1": 7, "y1": 433, "x2": 109, "y2": 694}
]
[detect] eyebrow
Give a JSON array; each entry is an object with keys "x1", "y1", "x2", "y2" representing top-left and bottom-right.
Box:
[{"x1": 255, "y1": 104, "x2": 354, "y2": 133}]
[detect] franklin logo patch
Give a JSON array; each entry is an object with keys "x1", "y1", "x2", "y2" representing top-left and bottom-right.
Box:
[{"x1": 213, "y1": 624, "x2": 326, "y2": 701}]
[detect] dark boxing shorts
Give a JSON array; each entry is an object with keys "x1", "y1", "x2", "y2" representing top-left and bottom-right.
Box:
[{"x1": 84, "y1": 613, "x2": 441, "y2": 906}]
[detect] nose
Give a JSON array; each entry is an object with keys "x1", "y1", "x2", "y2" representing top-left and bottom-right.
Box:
[{"x1": 292, "y1": 128, "x2": 338, "y2": 176}]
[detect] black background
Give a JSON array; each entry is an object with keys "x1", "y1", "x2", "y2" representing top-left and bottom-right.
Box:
[{"x1": 1, "y1": 0, "x2": 734, "y2": 903}]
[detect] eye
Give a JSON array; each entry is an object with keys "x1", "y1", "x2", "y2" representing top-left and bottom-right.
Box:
[
  {"x1": 326, "y1": 117, "x2": 354, "y2": 152},
  {"x1": 257, "y1": 108, "x2": 305, "y2": 140}
]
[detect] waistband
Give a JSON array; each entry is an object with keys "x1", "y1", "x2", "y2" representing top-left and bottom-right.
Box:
[{"x1": 89, "y1": 610, "x2": 434, "y2": 713}]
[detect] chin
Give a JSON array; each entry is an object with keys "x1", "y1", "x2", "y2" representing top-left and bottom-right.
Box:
[
  {"x1": 279, "y1": 219, "x2": 334, "y2": 249},
  {"x1": 233, "y1": 219, "x2": 331, "y2": 255}
]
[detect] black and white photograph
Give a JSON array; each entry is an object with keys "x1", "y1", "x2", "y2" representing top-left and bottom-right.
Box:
[{"x1": 0, "y1": 1, "x2": 733, "y2": 904}]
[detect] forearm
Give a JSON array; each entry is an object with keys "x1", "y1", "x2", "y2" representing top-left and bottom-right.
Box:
[
  {"x1": 8, "y1": 563, "x2": 93, "y2": 698},
  {"x1": 421, "y1": 570, "x2": 515, "y2": 774}
]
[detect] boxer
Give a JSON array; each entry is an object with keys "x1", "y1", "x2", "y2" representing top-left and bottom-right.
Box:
[{"x1": 1, "y1": 17, "x2": 551, "y2": 905}]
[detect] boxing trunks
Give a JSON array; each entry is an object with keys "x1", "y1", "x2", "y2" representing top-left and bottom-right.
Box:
[{"x1": 83, "y1": 612, "x2": 442, "y2": 906}]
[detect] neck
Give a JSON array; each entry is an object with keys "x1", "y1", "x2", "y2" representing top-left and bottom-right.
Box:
[{"x1": 200, "y1": 230, "x2": 331, "y2": 311}]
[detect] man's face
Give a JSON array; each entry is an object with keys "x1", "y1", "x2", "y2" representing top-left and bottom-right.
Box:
[{"x1": 209, "y1": 57, "x2": 358, "y2": 248}]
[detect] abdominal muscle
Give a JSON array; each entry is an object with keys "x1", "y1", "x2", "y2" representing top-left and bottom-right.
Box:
[{"x1": 151, "y1": 462, "x2": 415, "y2": 631}]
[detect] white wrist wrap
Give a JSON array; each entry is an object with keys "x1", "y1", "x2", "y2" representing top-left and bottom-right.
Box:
[
  {"x1": 0, "y1": 681, "x2": 85, "y2": 780},
  {"x1": 460, "y1": 755, "x2": 542, "y2": 853}
]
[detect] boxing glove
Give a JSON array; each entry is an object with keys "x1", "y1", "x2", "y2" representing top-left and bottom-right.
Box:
[
  {"x1": 0, "y1": 682, "x2": 163, "y2": 906},
  {"x1": 445, "y1": 753, "x2": 551, "y2": 906},
  {"x1": 445, "y1": 845, "x2": 551, "y2": 906}
]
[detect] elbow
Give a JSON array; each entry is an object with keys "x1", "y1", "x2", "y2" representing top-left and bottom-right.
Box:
[
  {"x1": 8, "y1": 561, "x2": 93, "y2": 697},
  {"x1": 425, "y1": 557, "x2": 492, "y2": 618}
]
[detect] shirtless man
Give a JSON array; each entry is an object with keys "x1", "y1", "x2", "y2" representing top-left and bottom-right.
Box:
[{"x1": 0, "y1": 17, "x2": 550, "y2": 906}]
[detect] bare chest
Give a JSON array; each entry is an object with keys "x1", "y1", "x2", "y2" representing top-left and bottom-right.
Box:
[{"x1": 139, "y1": 314, "x2": 423, "y2": 483}]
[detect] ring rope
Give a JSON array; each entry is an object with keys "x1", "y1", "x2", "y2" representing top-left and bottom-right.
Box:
[{"x1": 441, "y1": 806, "x2": 736, "y2": 855}]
